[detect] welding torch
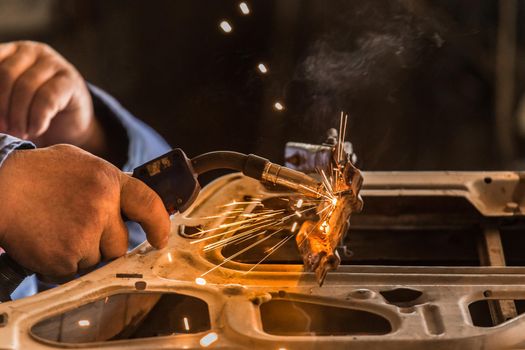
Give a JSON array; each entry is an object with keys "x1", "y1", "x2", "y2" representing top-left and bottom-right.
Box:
[{"x1": 0, "y1": 149, "x2": 323, "y2": 302}]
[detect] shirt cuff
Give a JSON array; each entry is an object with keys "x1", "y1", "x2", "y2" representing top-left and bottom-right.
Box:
[
  {"x1": 87, "y1": 84, "x2": 171, "y2": 172},
  {"x1": 0, "y1": 134, "x2": 35, "y2": 168}
]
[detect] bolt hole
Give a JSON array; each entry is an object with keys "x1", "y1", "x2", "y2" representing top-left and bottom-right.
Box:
[
  {"x1": 348, "y1": 289, "x2": 374, "y2": 300},
  {"x1": 484, "y1": 177, "x2": 492, "y2": 184},
  {"x1": 483, "y1": 290, "x2": 492, "y2": 298},
  {"x1": 135, "y1": 281, "x2": 147, "y2": 290},
  {"x1": 380, "y1": 288, "x2": 424, "y2": 307},
  {"x1": 0, "y1": 313, "x2": 7, "y2": 327}
]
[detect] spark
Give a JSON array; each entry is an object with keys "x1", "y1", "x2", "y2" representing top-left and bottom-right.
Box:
[
  {"x1": 336, "y1": 112, "x2": 349, "y2": 164},
  {"x1": 320, "y1": 169, "x2": 334, "y2": 194},
  {"x1": 338, "y1": 111, "x2": 344, "y2": 162},
  {"x1": 191, "y1": 216, "x2": 277, "y2": 244},
  {"x1": 320, "y1": 221, "x2": 330, "y2": 234},
  {"x1": 196, "y1": 205, "x2": 314, "y2": 253},
  {"x1": 199, "y1": 201, "x2": 320, "y2": 277},
  {"x1": 194, "y1": 152, "x2": 343, "y2": 277},
  {"x1": 274, "y1": 101, "x2": 284, "y2": 111},
  {"x1": 183, "y1": 317, "x2": 190, "y2": 331},
  {"x1": 239, "y1": 2, "x2": 250, "y2": 14},
  {"x1": 219, "y1": 20, "x2": 232, "y2": 33},
  {"x1": 299, "y1": 184, "x2": 333, "y2": 201},
  {"x1": 257, "y1": 63, "x2": 268, "y2": 73},
  {"x1": 189, "y1": 209, "x2": 284, "y2": 238},
  {"x1": 195, "y1": 277, "x2": 207, "y2": 285},
  {"x1": 243, "y1": 234, "x2": 295, "y2": 274},
  {"x1": 316, "y1": 205, "x2": 332, "y2": 216},
  {"x1": 231, "y1": 230, "x2": 268, "y2": 246},
  {"x1": 200, "y1": 332, "x2": 218, "y2": 347},
  {"x1": 201, "y1": 229, "x2": 283, "y2": 277},
  {"x1": 221, "y1": 200, "x2": 261, "y2": 207},
  {"x1": 279, "y1": 206, "x2": 316, "y2": 222},
  {"x1": 298, "y1": 209, "x2": 332, "y2": 247},
  {"x1": 203, "y1": 226, "x2": 269, "y2": 252},
  {"x1": 342, "y1": 113, "x2": 348, "y2": 160},
  {"x1": 78, "y1": 320, "x2": 90, "y2": 327}
]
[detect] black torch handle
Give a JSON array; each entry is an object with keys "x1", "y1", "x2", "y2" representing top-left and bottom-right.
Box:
[{"x1": 0, "y1": 253, "x2": 33, "y2": 302}]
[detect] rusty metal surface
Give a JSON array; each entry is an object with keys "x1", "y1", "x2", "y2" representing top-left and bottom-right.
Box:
[{"x1": 2, "y1": 171, "x2": 525, "y2": 349}]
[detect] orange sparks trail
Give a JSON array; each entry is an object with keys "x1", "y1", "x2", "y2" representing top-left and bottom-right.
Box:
[{"x1": 191, "y1": 112, "x2": 353, "y2": 278}]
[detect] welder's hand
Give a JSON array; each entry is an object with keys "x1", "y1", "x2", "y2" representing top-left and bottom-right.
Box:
[
  {"x1": 0, "y1": 144, "x2": 170, "y2": 281},
  {"x1": 0, "y1": 41, "x2": 103, "y2": 152}
]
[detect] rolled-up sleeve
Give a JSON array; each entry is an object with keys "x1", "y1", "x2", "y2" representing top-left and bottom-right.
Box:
[
  {"x1": 88, "y1": 84, "x2": 171, "y2": 171},
  {"x1": 0, "y1": 134, "x2": 35, "y2": 167}
]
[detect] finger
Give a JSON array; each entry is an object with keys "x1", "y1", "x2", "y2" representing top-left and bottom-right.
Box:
[
  {"x1": 8, "y1": 60, "x2": 58, "y2": 138},
  {"x1": 99, "y1": 215, "x2": 129, "y2": 260},
  {"x1": 38, "y1": 273, "x2": 77, "y2": 285},
  {"x1": 120, "y1": 175, "x2": 170, "y2": 249},
  {"x1": 0, "y1": 43, "x2": 17, "y2": 62},
  {"x1": 28, "y1": 73, "x2": 74, "y2": 138},
  {"x1": 0, "y1": 45, "x2": 37, "y2": 134},
  {"x1": 77, "y1": 246, "x2": 102, "y2": 270},
  {"x1": 0, "y1": 43, "x2": 22, "y2": 131},
  {"x1": 38, "y1": 256, "x2": 78, "y2": 281}
]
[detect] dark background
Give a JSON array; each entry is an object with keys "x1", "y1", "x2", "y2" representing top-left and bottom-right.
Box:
[{"x1": 1, "y1": 0, "x2": 524, "y2": 171}]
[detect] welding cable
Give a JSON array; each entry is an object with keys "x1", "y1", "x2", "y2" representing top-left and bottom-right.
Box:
[
  {"x1": 191, "y1": 151, "x2": 267, "y2": 178},
  {"x1": 190, "y1": 151, "x2": 323, "y2": 198}
]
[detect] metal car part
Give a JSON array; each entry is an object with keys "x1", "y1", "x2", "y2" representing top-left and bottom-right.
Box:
[{"x1": 1, "y1": 171, "x2": 525, "y2": 349}]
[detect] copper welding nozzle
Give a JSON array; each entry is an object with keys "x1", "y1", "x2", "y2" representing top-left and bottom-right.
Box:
[{"x1": 261, "y1": 162, "x2": 324, "y2": 198}]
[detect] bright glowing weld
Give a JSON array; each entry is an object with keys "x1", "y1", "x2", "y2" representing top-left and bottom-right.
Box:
[
  {"x1": 78, "y1": 319, "x2": 90, "y2": 327},
  {"x1": 195, "y1": 277, "x2": 207, "y2": 286}
]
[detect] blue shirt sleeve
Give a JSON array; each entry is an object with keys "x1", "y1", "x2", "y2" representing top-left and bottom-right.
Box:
[
  {"x1": 88, "y1": 84, "x2": 171, "y2": 171},
  {"x1": 0, "y1": 134, "x2": 35, "y2": 167}
]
